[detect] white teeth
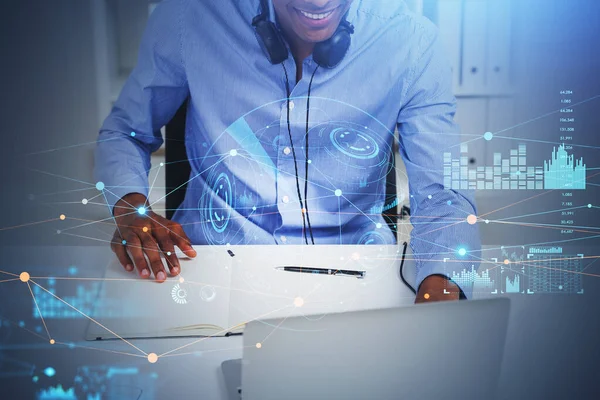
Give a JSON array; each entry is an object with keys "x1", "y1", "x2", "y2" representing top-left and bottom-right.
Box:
[{"x1": 299, "y1": 9, "x2": 334, "y2": 20}]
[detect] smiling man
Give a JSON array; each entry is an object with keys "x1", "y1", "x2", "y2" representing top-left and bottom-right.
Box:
[{"x1": 95, "y1": 0, "x2": 480, "y2": 302}]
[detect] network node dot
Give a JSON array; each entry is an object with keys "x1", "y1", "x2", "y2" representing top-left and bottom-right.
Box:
[
  {"x1": 160, "y1": 162, "x2": 164, "y2": 167},
  {"x1": 458, "y1": 248, "x2": 467, "y2": 256},
  {"x1": 56, "y1": 230, "x2": 61, "y2": 234},
  {"x1": 335, "y1": 189, "x2": 342, "y2": 197},
  {"x1": 447, "y1": 200, "x2": 452, "y2": 205},
  {"x1": 307, "y1": 160, "x2": 312, "y2": 164},
  {"x1": 256, "y1": 343, "x2": 262, "y2": 349},
  {"x1": 466, "y1": 214, "x2": 477, "y2": 225},
  {"x1": 351, "y1": 252, "x2": 360, "y2": 261},
  {"x1": 376, "y1": 223, "x2": 382, "y2": 229},
  {"x1": 293, "y1": 297, "x2": 304, "y2": 307},
  {"x1": 147, "y1": 353, "x2": 158, "y2": 363},
  {"x1": 230, "y1": 149, "x2": 238, "y2": 157},
  {"x1": 122, "y1": 240, "x2": 127, "y2": 245},
  {"x1": 179, "y1": 277, "x2": 185, "y2": 283},
  {"x1": 19, "y1": 272, "x2": 30, "y2": 283},
  {"x1": 504, "y1": 259, "x2": 510, "y2": 265},
  {"x1": 131, "y1": 132, "x2": 136, "y2": 137},
  {"x1": 95, "y1": 181, "x2": 105, "y2": 191},
  {"x1": 82, "y1": 198, "x2": 88, "y2": 205},
  {"x1": 252, "y1": 206, "x2": 257, "y2": 211},
  {"x1": 167, "y1": 251, "x2": 171, "y2": 256},
  {"x1": 49, "y1": 339, "x2": 55, "y2": 345},
  {"x1": 484, "y1": 132, "x2": 494, "y2": 141},
  {"x1": 588, "y1": 204, "x2": 592, "y2": 208},
  {"x1": 59, "y1": 214, "x2": 66, "y2": 221},
  {"x1": 142, "y1": 227, "x2": 149, "y2": 233},
  {"x1": 137, "y1": 207, "x2": 147, "y2": 215},
  {"x1": 428, "y1": 195, "x2": 432, "y2": 199},
  {"x1": 485, "y1": 219, "x2": 490, "y2": 224},
  {"x1": 424, "y1": 293, "x2": 430, "y2": 300}
]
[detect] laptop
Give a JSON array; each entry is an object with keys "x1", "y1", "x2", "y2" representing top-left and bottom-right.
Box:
[
  {"x1": 223, "y1": 298, "x2": 510, "y2": 400},
  {"x1": 86, "y1": 244, "x2": 415, "y2": 340}
]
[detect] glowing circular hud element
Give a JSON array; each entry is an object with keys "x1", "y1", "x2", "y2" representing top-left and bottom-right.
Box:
[
  {"x1": 356, "y1": 230, "x2": 388, "y2": 245},
  {"x1": 171, "y1": 283, "x2": 188, "y2": 305},
  {"x1": 209, "y1": 172, "x2": 233, "y2": 234},
  {"x1": 330, "y1": 128, "x2": 379, "y2": 160},
  {"x1": 200, "y1": 285, "x2": 217, "y2": 302}
]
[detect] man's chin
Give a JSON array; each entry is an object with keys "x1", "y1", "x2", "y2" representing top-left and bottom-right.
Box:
[{"x1": 300, "y1": 29, "x2": 336, "y2": 44}]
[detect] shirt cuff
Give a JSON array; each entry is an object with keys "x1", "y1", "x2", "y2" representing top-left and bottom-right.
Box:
[{"x1": 96, "y1": 175, "x2": 149, "y2": 212}]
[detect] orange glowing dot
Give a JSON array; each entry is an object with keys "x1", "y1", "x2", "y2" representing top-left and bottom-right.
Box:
[
  {"x1": 293, "y1": 297, "x2": 304, "y2": 307},
  {"x1": 142, "y1": 227, "x2": 149, "y2": 233},
  {"x1": 49, "y1": 339, "x2": 55, "y2": 345},
  {"x1": 466, "y1": 214, "x2": 477, "y2": 225},
  {"x1": 59, "y1": 214, "x2": 66, "y2": 220},
  {"x1": 256, "y1": 343, "x2": 262, "y2": 349},
  {"x1": 19, "y1": 272, "x2": 30, "y2": 283},
  {"x1": 179, "y1": 277, "x2": 185, "y2": 283},
  {"x1": 424, "y1": 293, "x2": 430, "y2": 300},
  {"x1": 301, "y1": 208, "x2": 306, "y2": 214},
  {"x1": 147, "y1": 353, "x2": 158, "y2": 363},
  {"x1": 504, "y1": 259, "x2": 510, "y2": 265}
]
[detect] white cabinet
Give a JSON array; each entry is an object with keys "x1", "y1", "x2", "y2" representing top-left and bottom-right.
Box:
[
  {"x1": 461, "y1": 0, "x2": 488, "y2": 94},
  {"x1": 424, "y1": 0, "x2": 514, "y2": 96}
]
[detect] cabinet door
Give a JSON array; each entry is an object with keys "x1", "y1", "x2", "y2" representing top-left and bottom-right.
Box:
[
  {"x1": 461, "y1": 0, "x2": 488, "y2": 94},
  {"x1": 486, "y1": 0, "x2": 512, "y2": 92},
  {"x1": 436, "y1": 0, "x2": 463, "y2": 92},
  {"x1": 455, "y1": 98, "x2": 488, "y2": 168}
]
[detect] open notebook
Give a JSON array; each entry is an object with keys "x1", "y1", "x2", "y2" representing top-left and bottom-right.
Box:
[{"x1": 86, "y1": 245, "x2": 413, "y2": 340}]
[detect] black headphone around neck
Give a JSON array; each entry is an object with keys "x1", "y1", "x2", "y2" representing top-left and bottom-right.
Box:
[{"x1": 252, "y1": 0, "x2": 355, "y2": 68}]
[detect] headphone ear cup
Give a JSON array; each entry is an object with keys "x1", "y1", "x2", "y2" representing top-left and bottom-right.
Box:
[
  {"x1": 253, "y1": 20, "x2": 289, "y2": 65},
  {"x1": 313, "y1": 23, "x2": 353, "y2": 69}
]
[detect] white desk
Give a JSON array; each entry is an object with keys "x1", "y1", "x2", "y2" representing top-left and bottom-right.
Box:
[{"x1": 3, "y1": 245, "x2": 598, "y2": 399}]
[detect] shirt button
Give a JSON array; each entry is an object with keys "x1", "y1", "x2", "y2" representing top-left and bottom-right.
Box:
[
  {"x1": 283, "y1": 147, "x2": 291, "y2": 155},
  {"x1": 282, "y1": 196, "x2": 290, "y2": 204},
  {"x1": 288, "y1": 101, "x2": 295, "y2": 110}
]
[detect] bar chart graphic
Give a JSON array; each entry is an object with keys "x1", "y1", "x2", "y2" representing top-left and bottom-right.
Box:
[
  {"x1": 450, "y1": 267, "x2": 495, "y2": 290},
  {"x1": 443, "y1": 144, "x2": 586, "y2": 190},
  {"x1": 505, "y1": 275, "x2": 520, "y2": 293},
  {"x1": 544, "y1": 145, "x2": 586, "y2": 189}
]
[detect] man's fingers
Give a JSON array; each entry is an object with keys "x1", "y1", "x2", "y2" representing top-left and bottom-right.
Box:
[
  {"x1": 155, "y1": 234, "x2": 180, "y2": 276},
  {"x1": 141, "y1": 236, "x2": 168, "y2": 283},
  {"x1": 111, "y1": 231, "x2": 133, "y2": 271},
  {"x1": 114, "y1": 240, "x2": 134, "y2": 272},
  {"x1": 170, "y1": 225, "x2": 197, "y2": 258},
  {"x1": 125, "y1": 235, "x2": 151, "y2": 279}
]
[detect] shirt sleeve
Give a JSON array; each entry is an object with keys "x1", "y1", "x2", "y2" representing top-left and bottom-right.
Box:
[
  {"x1": 397, "y1": 25, "x2": 481, "y2": 299},
  {"x1": 94, "y1": 0, "x2": 189, "y2": 209}
]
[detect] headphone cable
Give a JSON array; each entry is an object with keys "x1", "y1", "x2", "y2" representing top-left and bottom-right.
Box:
[
  {"x1": 304, "y1": 65, "x2": 319, "y2": 244},
  {"x1": 282, "y1": 63, "x2": 309, "y2": 244}
]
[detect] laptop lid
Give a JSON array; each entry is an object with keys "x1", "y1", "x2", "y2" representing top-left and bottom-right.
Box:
[{"x1": 241, "y1": 298, "x2": 510, "y2": 400}]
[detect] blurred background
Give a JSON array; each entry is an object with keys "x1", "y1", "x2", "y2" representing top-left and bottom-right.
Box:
[{"x1": 1, "y1": 0, "x2": 600, "y2": 399}]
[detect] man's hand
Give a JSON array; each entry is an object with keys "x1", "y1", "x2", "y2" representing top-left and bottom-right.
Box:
[
  {"x1": 415, "y1": 275, "x2": 461, "y2": 304},
  {"x1": 110, "y1": 193, "x2": 197, "y2": 282}
]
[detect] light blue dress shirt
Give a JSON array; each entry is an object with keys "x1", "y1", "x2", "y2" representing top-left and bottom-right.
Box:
[{"x1": 95, "y1": 0, "x2": 480, "y2": 297}]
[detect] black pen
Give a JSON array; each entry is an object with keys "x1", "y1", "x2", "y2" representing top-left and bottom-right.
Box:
[{"x1": 275, "y1": 266, "x2": 366, "y2": 279}]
